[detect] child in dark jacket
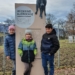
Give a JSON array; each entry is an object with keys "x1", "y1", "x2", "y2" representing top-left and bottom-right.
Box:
[
  {"x1": 4, "y1": 25, "x2": 16, "y2": 75},
  {"x1": 18, "y1": 30, "x2": 37, "y2": 75},
  {"x1": 41, "y1": 24, "x2": 60, "y2": 75}
]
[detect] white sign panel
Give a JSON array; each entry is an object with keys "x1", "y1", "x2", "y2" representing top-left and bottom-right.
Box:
[
  {"x1": 68, "y1": 36, "x2": 73, "y2": 43},
  {"x1": 15, "y1": 6, "x2": 35, "y2": 28},
  {"x1": 74, "y1": 36, "x2": 75, "y2": 42}
]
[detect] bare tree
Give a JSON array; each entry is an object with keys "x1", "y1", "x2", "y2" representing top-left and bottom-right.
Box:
[
  {"x1": 4, "y1": 19, "x2": 15, "y2": 25},
  {"x1": 46, "y1": 13, "x2": 56, "y2": 26},
  {"x1": 0, "y1": 18, "x2": 15, "y2": 33},
  {"x1": 66, "y1": 14, "x2": 75, "y2": 35},
  {"x1": 65, "y1": 3, "x2": 75, "y2": 41},
  {"x1": 57, "y1": 19, "x2": 66, "y2": 38}
]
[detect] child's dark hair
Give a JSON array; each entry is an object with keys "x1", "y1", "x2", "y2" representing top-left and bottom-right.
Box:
[{"x1": 45, "y1": 24, "x2": 53, "y2": 29}]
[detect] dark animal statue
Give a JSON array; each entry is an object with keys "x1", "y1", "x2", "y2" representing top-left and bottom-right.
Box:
[{"x1": 35, "y1": 0, "x2": 47, "y2": 18}]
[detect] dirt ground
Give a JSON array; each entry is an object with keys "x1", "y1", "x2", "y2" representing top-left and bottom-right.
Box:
[{"x1": 55, "y1": 68, "x2": 75, "y2": 75}]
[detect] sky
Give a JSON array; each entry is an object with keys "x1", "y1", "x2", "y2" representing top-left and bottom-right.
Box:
[{"x1": 0, "y1": 0, "x2": 75, "y2": 22}]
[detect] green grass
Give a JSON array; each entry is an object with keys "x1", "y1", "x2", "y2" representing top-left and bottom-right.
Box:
[
  {"x1": 0, "y1": 72, "x2": 11, "y2": 75},
  {"x1": 0, "y1": 46, "x2": 3, "y2": 48},
  {"x1": 60, "y1": 39, "x2": 75, "y2": 48},
  {"x1": 0, "y1": 46, "x2": 3, "y2": 53},
  {"x1": 55, "y1": 39, "x2": 75, "y2": 68},
  {"x1": 0, "y1": 33, "x2": 4, "y2": 37}
]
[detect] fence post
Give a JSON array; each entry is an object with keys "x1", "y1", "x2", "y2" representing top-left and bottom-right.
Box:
[
  {"x1": 58, "y1": 23, "x2": 60, "y2": 68},
  {"x1": 3, "y1": 25, "x2": 6, "y2": 75}
]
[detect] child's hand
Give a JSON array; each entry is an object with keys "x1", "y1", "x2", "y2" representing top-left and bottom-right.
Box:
[{"x1": 6, "y1": 56, "x2": 10, "y2": 60}]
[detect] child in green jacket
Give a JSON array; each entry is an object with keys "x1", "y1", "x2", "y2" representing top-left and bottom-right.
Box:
[{"x1": 18, "y1": 30, "x2": 37, "y2": 75}]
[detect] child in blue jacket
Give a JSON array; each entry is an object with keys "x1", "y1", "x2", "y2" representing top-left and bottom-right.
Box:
[
  {"x1": 18, "y1": 30, "x2": 37, "y2": 75},
  {"x1": 4, "y1": 25, "x2": 16, "y2": 75}
]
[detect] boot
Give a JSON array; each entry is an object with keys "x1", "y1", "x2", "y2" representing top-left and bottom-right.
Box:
[
  {"x1": 35, "y1": 12, "x2": 37, "y2": 14},
  {"x1": 24, "y1": 70, "x2": 29, "y2": 75}
]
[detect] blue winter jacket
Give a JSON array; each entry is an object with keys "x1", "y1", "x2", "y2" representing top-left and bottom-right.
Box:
[{"x1": 4, "y1": 33, "x2": 15, "y2": 60}]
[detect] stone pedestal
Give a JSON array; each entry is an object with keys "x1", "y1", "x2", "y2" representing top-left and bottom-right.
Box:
[{"x1": 15, "y1": 4, "x2": 46, "y2": 75}]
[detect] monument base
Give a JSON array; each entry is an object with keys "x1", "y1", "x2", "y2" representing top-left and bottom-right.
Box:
[{"x1": 15, "y1": 4, "x2": 46, "y2": 75}]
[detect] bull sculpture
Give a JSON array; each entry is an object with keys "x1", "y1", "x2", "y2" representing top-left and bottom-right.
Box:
[{"x1": 35, "y1": 0, "x2": 47, "y2": 18}]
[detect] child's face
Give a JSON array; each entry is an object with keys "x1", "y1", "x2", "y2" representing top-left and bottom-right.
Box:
[
  {"x1": 46, "y1": 28, "x2": 53, "y2": 34},
  {"x1": 8, "y1": 29, "x2": 15, "y2": 35},
  {"x1": 25, "y1": 34, "x2": 32, "y2": 39}
]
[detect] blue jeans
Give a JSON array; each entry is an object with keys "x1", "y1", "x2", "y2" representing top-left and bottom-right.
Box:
[{"x1": 41, "y1": 53, "x2": 54, "y2": 75}]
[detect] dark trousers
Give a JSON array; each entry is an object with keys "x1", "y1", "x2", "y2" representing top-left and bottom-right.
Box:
[
  {"x1": 12, "y1": 60, "x2": 16, "y2": 75},
  {"x1": 41, "y1": 53, "x2": 54, "y2": 75}
]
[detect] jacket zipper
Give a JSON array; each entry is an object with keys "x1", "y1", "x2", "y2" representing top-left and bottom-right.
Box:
[{"x1": 28, "y1": 45, "x2": 30, "y2": 63}]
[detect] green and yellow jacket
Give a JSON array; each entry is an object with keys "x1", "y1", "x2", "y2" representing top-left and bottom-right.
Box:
[{"x1": 18, "y1": 38, "x2": 37, "y2": 63}]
